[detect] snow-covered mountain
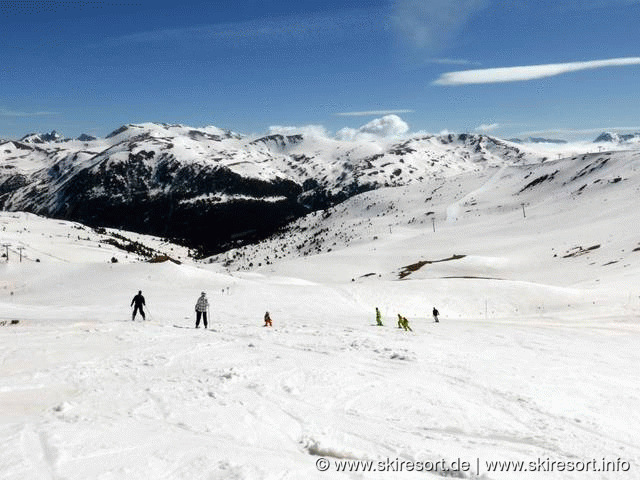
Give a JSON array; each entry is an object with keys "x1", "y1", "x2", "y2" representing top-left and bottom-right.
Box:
[
  {"x1": 0, "y1": 123, "x2": 544, "y2": 254},
  {"x1": 508, "y1": 136, "x2": 568, "y2": 144},
  {"x1": 76, "y1": 133, "x2": 97, "y2": 142},
  {"x1": 17, "y1": 130, "x2": 98, "y2": 143},
  {"x1": 19, "y1": 130, "x2": 65, "y2": 144},
  {"x1": 214, "y1": 149, "x2": 640, "y2": 287},
  {"x1": 593, "y1": 131, "x2": 640, "y2": 144}
]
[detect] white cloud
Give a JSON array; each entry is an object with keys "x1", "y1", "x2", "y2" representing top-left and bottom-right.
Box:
[
  {"x1": 101, "y1": 9, "x2": 380, "y2": 47},
  {"x1": 0, "y1": 108, "x2": 58, "y2": 117},
  {"x1": 267, "y1": 124, "x2": 329, "y2": 138},
  {"x1": 475, "y1": 123, "x2": 500, "y2": 133},
  {"x1": 359, "y1": 115, "x2": 410, "y2": 136},
  {"x1": 427, "y1": 58, "x2": 481, "y2": 66},
  {"x1": 392, "y1": 0, "x2": 639, "y2": 51},
  {"x1": 265, "y1": 116, "x2": 411, "y2": 143},
  {"x1": 336, "y1": 115, "x2": 410, "y2": 141},
  {"x1": 335, "y1": 109, "x2": 414, "y2": 117},
  {"x1": 335, "y1": 128, "x2": 359, "y2": 141},
  {"x1": 433, "y1": 57, "x2": 640, "y2": 85},
  {"x1": 393, "y1": 0, "x2": 490, "y2": 50}
]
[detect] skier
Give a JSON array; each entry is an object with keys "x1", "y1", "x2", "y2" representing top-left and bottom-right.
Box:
[
  {"x1": 195, "y1": 291, "x2": 209, "y2": 329},
  {"x1": 403, "y1": 316, "x2": 412, "y2": 331},
  {"x1": 397, "y1": 314, "x2": 412, "y2": 331},
  {"x1": 130, "y1": 290, "x2": 146, "y2": 321},
  {"x1": 432, "y1": 307, "x2": 440, "y2": 323},
  {"x1": 264, "y1": 311, "x2": 272, "y2": 327},
  {"x1": 375, "y1": 307, "x2": 383, "y2": 326}
]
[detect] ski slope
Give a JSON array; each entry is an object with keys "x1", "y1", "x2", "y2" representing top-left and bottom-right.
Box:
[{"x1": 1, "y1": 147, "x2": 640, "y2": 478}]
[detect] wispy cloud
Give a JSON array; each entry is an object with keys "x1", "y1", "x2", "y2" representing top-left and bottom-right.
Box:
[
  {"x1": 391, "y1": 0, "x2": 640, "y2": 50},
  {"x1": 427, "y1": 58, "x2": 481, "y2": 66},
  {"x1": 518, "y1": 126, "x2": 640, "y2": 137},
  {"x1": 267, "y1": 124, "x2": 329, "y2": 138},
  {"x1": 336, "y1": 109, "x2": 414, "y2": 117},
  {"x1": 0, "y1": 108, "x2": 58, "y2": 117},
  {"x1": 433, "y1": 57, "x2": 640, "y2": 85},
  {"x1": 392, "y1": 0, "x2": 640, "y2": 51},
  {"x1": 392, "y1": 0, "x2": 490, "y2": 50},
  {"x1": 101, "y1": 9, "x2": 381, "y2": 47},
  {"x1": 475, "y1": 123, "x2": 500, "y2": 133}
]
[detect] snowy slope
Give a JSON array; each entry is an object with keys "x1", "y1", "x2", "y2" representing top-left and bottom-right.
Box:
[
  {"x1": 1, "y1": 141, "x2": 640, "y2": 478},
  {"x1": 0, "y1": 211, "x2": 191, "y2": 265},
  {"x1": 217, "y1": 149, "x2": 640, "y2": 290}
]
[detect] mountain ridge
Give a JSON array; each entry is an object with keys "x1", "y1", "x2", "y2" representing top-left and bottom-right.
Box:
[
  {"x1": 1, "y1": 122, "x2": 549, "y2": 254},
  {"x1": 593, "y1": 131, "x2": 640, "y2": 144}
]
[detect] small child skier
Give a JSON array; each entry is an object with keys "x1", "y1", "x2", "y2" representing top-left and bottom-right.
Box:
[{"x1": 264, "y1": 311, "x2": 272, "y2": 327}]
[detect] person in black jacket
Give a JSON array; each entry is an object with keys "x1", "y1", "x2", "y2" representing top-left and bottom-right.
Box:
[
  {"x1": 131, "y1": 290, "x2": 146, "y2": 321},
  {"x1": 432, "y1": 307, "x2": 440, "y2": 323}
]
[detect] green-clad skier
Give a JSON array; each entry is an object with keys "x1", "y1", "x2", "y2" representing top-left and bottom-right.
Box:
[{"x1": 397, "y1": 314, "x2": 412, "y2": 331}]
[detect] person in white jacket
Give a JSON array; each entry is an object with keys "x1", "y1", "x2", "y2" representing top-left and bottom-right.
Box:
[{"x1": 195, "y1": 292, "x2": 209, "y2": 329}]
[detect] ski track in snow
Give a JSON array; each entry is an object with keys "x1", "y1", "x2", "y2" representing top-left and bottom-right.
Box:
[
  {"x1": 1, "y1": 314, "x2": 639, "y2": 479},
  {"x1": 446, "y1": 165, "x2": 507, "y2": 223},
  {"x1": 2, "y1": 148, "x2": 640, "y2": 478}
]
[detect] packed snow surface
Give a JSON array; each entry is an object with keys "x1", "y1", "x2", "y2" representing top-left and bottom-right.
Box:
[{"x1": 2, "y1": 146, "x2": 640, "y2": 479}]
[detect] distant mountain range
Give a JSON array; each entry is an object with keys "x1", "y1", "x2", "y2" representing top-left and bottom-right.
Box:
[
  {"x1": 19, "y1": 130, "x2": 97, "y2": 144},
  {"x1": 4, "y1": 123, "x2": 640, "y2": 254},
  {"x1": 508, "y1": 137, "x2": 568, "y2": 145},
  {"x1": 510, "y1": 132, "x2": 640, "y2": 145},
  {"x1": 14, "y1": 128, "x2": 640, "y2": 147},
  {"x1": 0, "y1": 123, "x2": 543, "y2": 254},
  {"x1": 593, "y1": 132, "x2": 640, "y2": 144}
]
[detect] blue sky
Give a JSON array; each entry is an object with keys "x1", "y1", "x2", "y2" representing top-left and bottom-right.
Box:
[{"x1": 1, "y1": 0, "x2": 639, "y2": 139}]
